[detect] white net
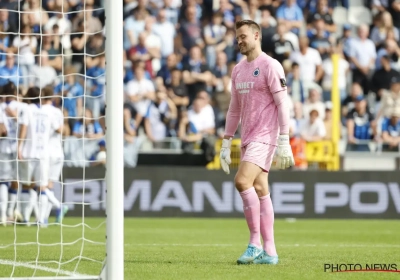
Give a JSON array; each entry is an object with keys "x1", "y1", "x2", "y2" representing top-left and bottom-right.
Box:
[{"x1": 0, "y1": 0, "x2": 107, "y2": 278}]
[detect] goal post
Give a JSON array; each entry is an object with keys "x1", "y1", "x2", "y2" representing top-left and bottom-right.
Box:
[{"x1": 104, "y1": 0, "x2": 125, "y2": 278}]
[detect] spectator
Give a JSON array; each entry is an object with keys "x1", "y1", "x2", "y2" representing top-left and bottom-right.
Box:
[
  {"x1": 342, "y1": 82, "x2": 364, "y2": 122},
  {"x1": 287, "y1": 62, "x2": 305, "y2": 103},
  {"x1": 0, "y1": 52, "x2": 22, "y2": 87},
  {"x1": 144, "y1": 90, "x2": 177, "y2": 146},
  {"x1": 381, "y1": 109, "x2": 400, "y2": 150},
  {"x1": 214, "y1": 0, "x2": 235, "y2": 29},
  {"x1": 0, "y1": 24, "x2": 10, "y2": 66},
  {"x1": 290, "y1": 36, "x2": 323, "y2": 86},
  {"x1": 289, "y1": 101, "x2": 307, "y2": 169},
  {"x1": 125, "y1": 61, "x2": 156, "y2": 124},
  {"x1": 70, "y1": 19, "x2": 89, "y2": 72},
  {"x1": 306, "y1": 0, "x2": 335, "y2": 33},
  {"x1": 321, "y1": 43, "x2": 349, "y2": 102},
  {"x1": 300, "y1": 109, "x2": 326, "y2": 142},
  {"x1": 54, "y1": 66, "x2": 84, "y2": 130},
  {"x1": 0, "y1": 9, "x2": 17, "y2": 43},
  {"x1": 260, "y1": 8, "x2": 277, "y2": 56},
  {"x1": 86, "y1": 32, "x2": 105, "y2": 69},
  {"x1": 308, "y1": 17, "x2": 332, "y2": 60},
  {"x1": 182, "y1": 46, "x2": 212, "y2": 105},
  {"x1": 163, "y1": 0, "x2": 180, "y2": 26},
  {"x1": 375, "y1": 75, "x2": 400, "y2": 120},
  {"x1": 348, "y1": 24, "x2": 376, "y2": 95},
  {"x1": 242, "y1": 0, "x2": 262, "y2": 24},
  {"x1": 187, "y1": 93, "x2": 215, "y2": 135},
  {"x1": 290, "y1": 101, "x2": 305, "y2": 137},
  {"x1": 371, "y1": 55, "x2": 400, "y2": 103},
  {"x1": 178, "y1": 108, "x2": 203, "y2": 152},
  {"x1": 72, "y1": 2, "x2": 102, "y2": 34},
  {"x1": 272, "y1": 23, "x2": 294, "y2": 64},
  {"x1": 388, "y1": 0, "x2": 400, "y2": 29},
  {"x1": 346, "y1": 95, "x2": 374, "y2": 151},
  {"x1": 129, "y1": 32, "x2": 154, "y2": 77},
  {"x1": 22, "y1": 0, "x2": 49, "y2": 28},
  {"x1": 203, "y1": 12, "x2": 227, "y2": 69},
  {"x1": 73, "y1": 108, "x2": 104, "y2": 139},
  {"x1": 152, "y1": 8, "x2": 176, "y2": 61},
  {"x1": 123, "y1": 7, "x2": 147, "y2": 50},
  {"x1": 37, "y1": 29, "x2": 63, "y2": 72},
  {"x1": 143, "y1": 17, "x2": 162, "y2": 75},
  {"x1": 303, "y1": 86, "x2": 326, "y2": 120},
  {"x1": 177, "y1": 5, "x2": 204, "y2": 54},
  {"x1": 12, "y1": 24, "x2": 37, "y2": 88},
  {"x1": 124, "y1": 107, "x2": 137, "y2": 144},
  {"x1": 167, "y1": 67, "x2": 189, "y2": 111},
  {"x1": 276, "y1": 0, "x2": 303, "y2": 35},
  {"x1": 371, "y1": 12, "x2": 400, "y2": 48},
  {"x1": 375, "y1": 38, "x2": 400, "y2": 71},
  {"x1": 323, "y1": 101, "x2": 333, "y2": 140},
  {"x1": 86, "y1": 53, "x2": 106, "y2": 119},
  {"x1": 213, "y1": 61, "x2": 234, "y2": 119},
  {"x1": 156, "y1": 52, "x2": 182, "y2": 88},
  {"x1": 31, "y1": 50, "x2": 58, "y2": 88},
  {"x1": 338, "y1": 24, "x2": 353, "y2": 60},
  {"x1": 44, "y1": 3, "x2": 72, "y2": 63}
]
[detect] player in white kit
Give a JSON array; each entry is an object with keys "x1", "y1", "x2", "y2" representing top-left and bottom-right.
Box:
[
  {"x1": 0, "y1": 82, "x2": 23, "y2": 225},
  {"x1": 17, "y1": 87, "x2": 61, "y2": 225},
  {"x1": 42, "y1": 87, "x2": 68, "y2": 224}
]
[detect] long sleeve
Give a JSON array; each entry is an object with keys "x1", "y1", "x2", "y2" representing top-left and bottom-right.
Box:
[
  {"x1": 268, "y1": 59, "x2": 290, "y2": 135},
  {"x1": 224, "y1": 70, "x2": 241, "y2": 137}
]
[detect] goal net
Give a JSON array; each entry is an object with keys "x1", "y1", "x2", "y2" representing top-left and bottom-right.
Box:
[{"x1": 0, "y1": 0, "x2": 123, "y2": 278}]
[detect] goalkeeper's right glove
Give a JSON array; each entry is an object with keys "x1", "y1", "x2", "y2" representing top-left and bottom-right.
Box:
[{"x1": 220, "y1": 138, "x2": 232, "y2": 174}]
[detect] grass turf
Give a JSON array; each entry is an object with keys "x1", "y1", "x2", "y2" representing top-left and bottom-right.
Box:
[{"x1": 0, "y1": 218, "x2": 399, "y2": 279}]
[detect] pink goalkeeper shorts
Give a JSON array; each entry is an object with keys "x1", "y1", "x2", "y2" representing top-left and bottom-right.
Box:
[{"x1": 241, "y1": 142, "x2": 277, "y2": 172}]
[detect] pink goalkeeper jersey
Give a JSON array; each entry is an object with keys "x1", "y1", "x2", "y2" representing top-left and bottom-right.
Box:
[{"x1": 225, "y1": 52, "x2": 289, "y2": 147}]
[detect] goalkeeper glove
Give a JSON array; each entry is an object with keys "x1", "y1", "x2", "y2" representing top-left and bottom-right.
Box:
[
  {"x1": 273, "y1": 135, "x2": 294, "y2": 169},
  {"x1": 220, "y1": 138, "x2": 232, "y2": 174}
]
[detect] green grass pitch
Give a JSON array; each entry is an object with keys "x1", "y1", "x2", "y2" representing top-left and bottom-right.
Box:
[{"x1": 0, "y1": 218, "x2": 399, "y2": 279}]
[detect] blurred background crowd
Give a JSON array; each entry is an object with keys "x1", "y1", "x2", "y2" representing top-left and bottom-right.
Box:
[{"x1": 1, "y1": 0, "x2": 400, "y2": 169}]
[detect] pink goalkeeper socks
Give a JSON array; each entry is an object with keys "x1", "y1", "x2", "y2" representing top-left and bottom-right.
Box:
[
  {"x1": 240, "y1": 187, "x2": 261, "y2": 248},
  {"x1": 260, "y1": 194, "x2": 277, "y2": 256}
]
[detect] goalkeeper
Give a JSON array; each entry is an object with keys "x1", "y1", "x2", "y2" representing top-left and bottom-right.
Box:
[{"x1": 220, "y1": 20, "x2": 294, "y2": 265}]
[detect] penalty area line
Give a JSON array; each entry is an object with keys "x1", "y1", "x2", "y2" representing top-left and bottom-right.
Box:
[{"x1": 0, "y1": 259, "x2": 90, "y2": 277}]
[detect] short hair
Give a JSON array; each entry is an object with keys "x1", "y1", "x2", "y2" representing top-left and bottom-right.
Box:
[
  {"x1": 26, "y1": 87, "x2": 41, "y2": 104},
  {"x1": 2, "y1": 81, "x2": 17, "y2": 97},
  {"x1": 235, "y1": 20, "x2": 262, "y2": 40},
  {"x1": 42, "y1": 86, "x2": 54, "y2": 98}
]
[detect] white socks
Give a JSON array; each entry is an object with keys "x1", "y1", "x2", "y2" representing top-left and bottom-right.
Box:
[
  {"x1": 30, "y1": 189, "x2": 39, "y2": 222},
  {"x1": 0, "y1": 183, "x2": 8, "y2": 222},
  {"x1": 21, "y1": 190, "x2": 31, "y2": 222},
  {"x1": 7, "y1": 189, "x2": 17, "y2": 218},
  {"x1": 45, "y1": 189, "x2": 60, "y2": 220},
  {"x1": 38, "y1": 192, "x2": 48, "y2": 224}
]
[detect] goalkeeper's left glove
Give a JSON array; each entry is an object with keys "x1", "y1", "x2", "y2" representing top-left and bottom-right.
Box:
[{"x1": 273, "y1": 135, "x2": 294, "y2": 169}]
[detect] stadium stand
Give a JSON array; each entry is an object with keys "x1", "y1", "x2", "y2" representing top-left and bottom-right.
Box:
[{"x1": 2, "y1": 0, "x2": 400, "y2": 170}]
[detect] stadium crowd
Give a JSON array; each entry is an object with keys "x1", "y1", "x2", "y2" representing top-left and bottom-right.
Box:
[{"x1": 1, "y1": 0, "x2": 400, "y2": 168}]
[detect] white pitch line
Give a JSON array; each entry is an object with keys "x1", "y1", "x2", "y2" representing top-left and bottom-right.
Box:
[
  {"x1": 124, "y1": 243, "x2": 400, "y2": 248},
  {"x1": 0, "y1": 259, "x2": 90, "y2": 277}
]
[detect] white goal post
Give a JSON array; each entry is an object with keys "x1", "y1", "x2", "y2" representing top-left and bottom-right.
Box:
[
  {"x1": 104, "y1": 0, "x2": 125, "y2": 278},
  {"x1": 0, "y1": 0, "x2": 124, "y2": 278}
]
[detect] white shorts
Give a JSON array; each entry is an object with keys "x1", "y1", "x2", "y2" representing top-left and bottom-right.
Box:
[
  {"x1": 18, "y1": 159, "x2": 49, "y2": 187},
  {"x1": 0, "y1": 153, "x2": 16, "y2": 180},
  {"x1": 49, "y1": 157, "x2": 63, "y2": 182}
]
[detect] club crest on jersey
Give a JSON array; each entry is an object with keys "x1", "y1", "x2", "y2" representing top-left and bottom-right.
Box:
[{"x1": 253, "y1": 67, "x2": 260, "y2": 77}]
